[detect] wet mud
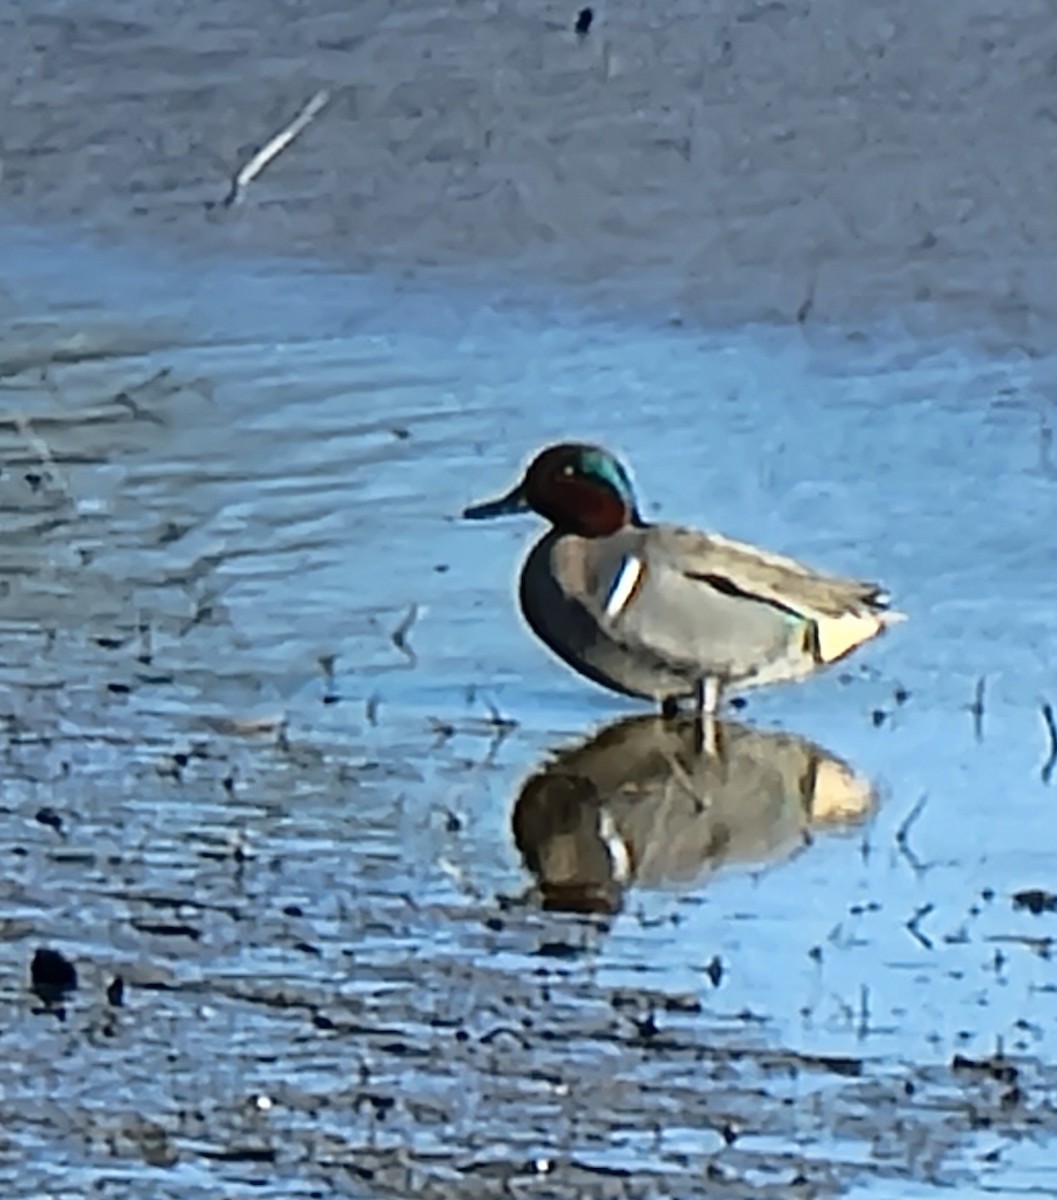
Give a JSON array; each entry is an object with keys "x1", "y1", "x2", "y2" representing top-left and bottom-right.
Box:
[{"x1": 3, "y1": 0, "x2": 1057, "y2": 341}]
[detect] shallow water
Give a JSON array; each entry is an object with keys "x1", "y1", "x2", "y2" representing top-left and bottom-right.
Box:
[{"x1": 2, "y1": 224, "x2": 1056, "y2": 1196}]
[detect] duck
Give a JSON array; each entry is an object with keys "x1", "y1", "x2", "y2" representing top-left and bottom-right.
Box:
[{"x1": 463, "y1": 442, "x2": 903, "y2": 715}]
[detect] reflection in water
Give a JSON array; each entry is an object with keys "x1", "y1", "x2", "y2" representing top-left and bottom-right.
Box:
[{"x1": 512, "y1": 715, "x2": 875, "y2": 914}]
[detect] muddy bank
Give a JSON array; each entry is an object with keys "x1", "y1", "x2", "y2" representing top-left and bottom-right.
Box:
[{"x1": 2, "y1": 0, "x2": 1057, "y2": 340}]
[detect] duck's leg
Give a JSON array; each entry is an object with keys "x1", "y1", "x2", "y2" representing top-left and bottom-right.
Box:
[
  {"x1": 695, "y1": 676, "x2": 722, "y2": 717},
  {"x1": 691, "y1": 676, "x2": 722, "y2": 756}
]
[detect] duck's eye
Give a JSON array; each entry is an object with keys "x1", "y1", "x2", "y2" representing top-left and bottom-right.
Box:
[{"x1": 562, "y1": 464, "x2": 575, "y2": 477}]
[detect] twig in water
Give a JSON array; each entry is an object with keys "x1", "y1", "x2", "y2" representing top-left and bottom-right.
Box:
[
  {"x1": 481, "y1": 694, "x2": 518, "y2": 732},
  {"x1": 481, "y1": 694, "x2": 518, "y2": 761},
  {"x1": 856, "y1": 985, "x2": 870, "y2": 1040},
  {"x1": 1041, "y1": 702, "x2": 1057, "y2": 784},
  {"x1": 1038, "y1": 416, "x2": 1057, "y2": 480},
  {"x1": 318, "y1": 653, "x2": 338, "y2": 704},
  {"x1": 662, "y1": 748, "x2": 701, "y2": 807},
  {"x1": 222, "y1": 89, "x2": 330, "y2": 208},
  {"x1": 428, "y1": 716, "x2": 456, "y2": 744},
  {"x1": 968, "y1": 676, "x2": 986, "y2": 742},
  {"x1": 202, "y1": 714, "x2": 286, "y2": 738},
  {"x1": 479, "y1": 1025, "x2": 531, "y2": 1049},
  {"x1": 438, "y1": 856, "x2": 482, "y2": 900},
  {"x1": 895, "y1": 795, "x2": 929, "y2": 875},
  {"x1": 14, "y1": 413, "x2": 68, "y2": 494},
  {"x1": 391, "y1": 604, "x2": 419, "y2": 664},
  {"x1": 906, "y1": 902, "x2": 935, "y2": 950},
  {"x1": 111, "y1": 369, "x2": 175, "y2": 425},
  {"x1": 796, "y1": 275, "x2": 816, "y2": 325}
]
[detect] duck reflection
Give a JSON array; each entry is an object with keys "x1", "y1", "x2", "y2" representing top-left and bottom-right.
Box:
[{"x1": 512, "y1": 715, "x2": 875, "y2": 914}]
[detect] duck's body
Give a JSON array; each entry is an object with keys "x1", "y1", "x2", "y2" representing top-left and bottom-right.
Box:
[
  {"x1": 519, "y1": 522, "x2": 893, "y2": 705},
  {"x1": 464, "y1": 443, "x2": 902, "y2": 713}
]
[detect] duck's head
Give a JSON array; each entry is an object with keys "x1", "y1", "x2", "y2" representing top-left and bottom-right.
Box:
[{"x1": 463, "y1": 443, "x2": 643, "y2": 537}]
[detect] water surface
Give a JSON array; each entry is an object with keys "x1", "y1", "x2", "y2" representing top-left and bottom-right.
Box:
[{"x1": 1, "y1": 225, "x2": 1055, "y2": 1197}]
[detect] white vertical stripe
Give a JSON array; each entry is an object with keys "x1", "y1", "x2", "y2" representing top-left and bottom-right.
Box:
[
  {"x1": 604, "y1": 555, "x2": 644, "y2": 619},
  {"x1": 598, "y1": 810, "x2": 632, "y2": 882}
]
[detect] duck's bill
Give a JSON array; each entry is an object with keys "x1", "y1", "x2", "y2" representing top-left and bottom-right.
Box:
[{"x1": 462, "y1": 485, "x2": 530, "y2": 520}]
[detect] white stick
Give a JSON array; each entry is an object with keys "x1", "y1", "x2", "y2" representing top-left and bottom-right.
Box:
[
  {"x1": 223, "y1": 89, "x2": 330, "y2": 207},
  {"x1": 15, "y1": 412, "x2": 69, "y2": 494}
]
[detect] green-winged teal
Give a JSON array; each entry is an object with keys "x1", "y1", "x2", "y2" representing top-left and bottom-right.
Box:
[{"x1": 464, "y1": 442, "x2": 903, "y2": 713}]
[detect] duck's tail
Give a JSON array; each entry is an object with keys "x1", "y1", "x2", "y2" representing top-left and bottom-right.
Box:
[{"x1": 814, "y1": 604, "x2": 906, "y2": 666}]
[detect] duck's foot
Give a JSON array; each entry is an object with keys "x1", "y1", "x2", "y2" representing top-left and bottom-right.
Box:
[{"x1": 661, "y1": 696, "x2": 680, "y2": 720}]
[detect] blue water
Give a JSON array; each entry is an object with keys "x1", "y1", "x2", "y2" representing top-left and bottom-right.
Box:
[{"x1": 3, "y1": 218, "x2": 1055, "y2": 1194}]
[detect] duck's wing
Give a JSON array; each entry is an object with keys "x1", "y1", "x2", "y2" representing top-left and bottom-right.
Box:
[
  {"x1": 645, "y1": 526, "x2": 904, "y2": 665},
  {"x1": 656, "y1": 528, "x2": 895, "y2": 617}
]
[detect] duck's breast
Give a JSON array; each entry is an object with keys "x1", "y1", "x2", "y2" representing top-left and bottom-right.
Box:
[{"x1": 519, "y1": 532, "x2": 691, "y2": 698}]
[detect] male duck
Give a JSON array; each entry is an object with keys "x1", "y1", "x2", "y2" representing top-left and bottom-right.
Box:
[{"x1": 464, "y1": 443, "x2": 903, "y2": 714}]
